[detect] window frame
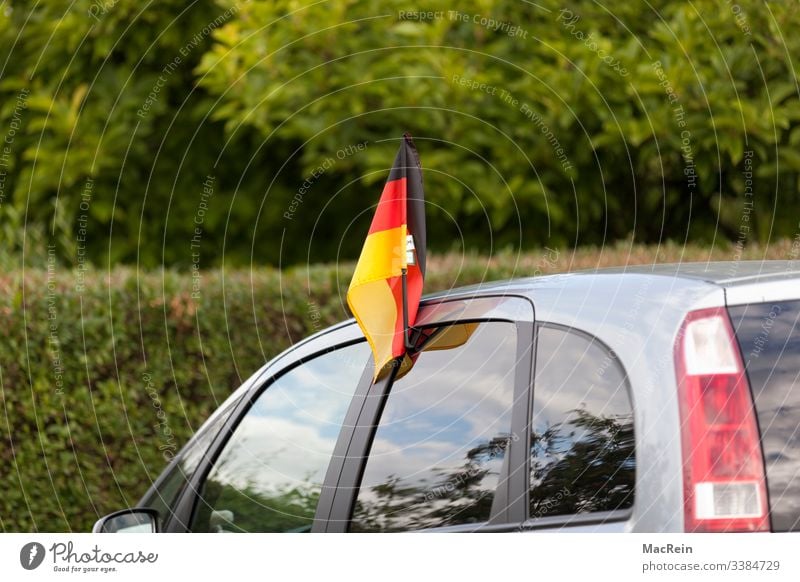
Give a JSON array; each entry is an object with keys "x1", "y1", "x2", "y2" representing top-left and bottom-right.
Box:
[
  {"x1": 522, "y1": 322, "x2": 636, "y2": 530},
  {"x1": 320, "y1": 294, "x2": 536, "y2": 533}
]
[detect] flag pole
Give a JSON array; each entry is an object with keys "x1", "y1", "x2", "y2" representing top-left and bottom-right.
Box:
[{"x1": 401, "y1": 267, "x2": 417, "y2": 350}]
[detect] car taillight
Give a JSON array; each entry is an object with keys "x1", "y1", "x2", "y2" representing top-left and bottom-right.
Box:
[{"x1": 674, "y1": 307, "x2": 769, "y2": 532}]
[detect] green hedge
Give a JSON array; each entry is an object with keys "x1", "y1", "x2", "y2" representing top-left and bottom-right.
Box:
[
  {"x1": 1, "y1": 240, "x2": 796, "y2": 532},
  {"x1": 2, "y1": 0, "x2": 800, "y2": 267}
]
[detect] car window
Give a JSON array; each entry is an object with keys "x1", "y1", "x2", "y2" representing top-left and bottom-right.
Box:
[
  {"x1": 140, "y1": 398, "x2": 239, "y2": 526},
  {"x1": 530, "y1": 325, "x2": 635, "y2": 520},
  {"x1": 190, "y1": 341, "x2": 370, "y2": 532},
  {"x1": 350, "y1": 321, "x2": 518, "y2": 532},
  {"x1": 728, "y1": 300, "x2": 800, "y2": 532}
]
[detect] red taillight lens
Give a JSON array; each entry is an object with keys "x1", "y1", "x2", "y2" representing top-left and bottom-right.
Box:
[{"x1": 675, "y1": 307, "x2": 769, "y2": 532}]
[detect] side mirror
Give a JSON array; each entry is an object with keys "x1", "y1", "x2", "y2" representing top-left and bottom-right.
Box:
[{"x1": 92, "y1": 508, "x2": 160, "y2": 533}]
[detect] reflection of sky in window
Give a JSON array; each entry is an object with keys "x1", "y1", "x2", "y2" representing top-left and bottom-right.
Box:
[
  {"x1": 208, "y1": 342, "x2": 370, "y2": 495},
  {"x1": 360, "y1": 322, "x2": 517, "y2": 489},
  {"x1": 533, "y1": 327, "x2": 630, "y2": 430}
]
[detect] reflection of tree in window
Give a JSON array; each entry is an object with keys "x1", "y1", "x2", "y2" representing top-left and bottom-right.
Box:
[
  {"x1": 351, "y1": 321, "x2": 517, "y2": 532},
  {"x1": 352, "y1": 434, "x2": 512, "y2": 532},
  {"x1": 197, "y1": 460, "x2": 322, "y2": 533},
  {"x1": 530, "y1": 407, "x2": 634, "y2": 518},
  {"x1": 530, "y1": 326, "x2": 635, "y2": 520}
]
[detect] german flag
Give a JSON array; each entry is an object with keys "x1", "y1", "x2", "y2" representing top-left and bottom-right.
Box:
[{"x1": 347, "y1": 134, "x2": 426, "y2": 380}]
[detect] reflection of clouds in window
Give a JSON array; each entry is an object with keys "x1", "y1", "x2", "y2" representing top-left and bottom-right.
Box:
[
  {"x1": 533, "y1": 327, "x2": 630, "y2": 430},
  {"x1": 375, "y1": 325, "x2": 517, "y2": 449},
  {"x1": 351, "y1": 321, "x2": 517, "y2": 532},
  {"x1": 210, "y1": 416, "x2": 339, "y2": 495},
  {"x1": 762, "y1": 429, "x2": 800, "y2": 503},
  {"x1": 191, "y1": 341, "x2": 369, "y2": 532},
  {"x1": 249, "y1": 344, "x2": 370, "y2": 436},
  {"x1": 366, "y1": 325, "x2": 515, "y2": 467}
]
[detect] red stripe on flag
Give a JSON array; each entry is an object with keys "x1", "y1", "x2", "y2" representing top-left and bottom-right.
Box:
[
  {"x1": 405, "y1": 262, "x2": 423, "y2": 323},
  {"x1": 368, "y1": 178, "x2": 407, "y2": 235}
]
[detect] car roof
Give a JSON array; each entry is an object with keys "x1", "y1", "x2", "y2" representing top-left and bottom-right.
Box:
[
  {"x1": 292, "y1": 260, "x2": 799, "y2": 357},
  {"x1": 584, "y1": 260, "x2": 800, "y2": 286},
  {"x1": 424, "y1": 260, "x2": 800, "y2": 299}
]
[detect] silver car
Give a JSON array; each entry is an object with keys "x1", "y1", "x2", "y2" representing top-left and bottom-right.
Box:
[{"x1": 94, "y1": 260, "x2": 800, "y2": 533}]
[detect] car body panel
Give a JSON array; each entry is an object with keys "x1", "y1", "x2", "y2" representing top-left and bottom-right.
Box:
[{"x1": 135, "y1": 260, "x2": 800, "y2": 533}]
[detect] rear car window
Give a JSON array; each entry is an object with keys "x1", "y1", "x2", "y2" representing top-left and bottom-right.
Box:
[
  {"x1": 728, "y1": 300, "x2": 800, "y2": 532},
  {"x1": 350, "y1": 321, "x2": 518, "y2": 532},
  {"x1": 530, "y1": 325, "x2": 635, "y2": 521}
]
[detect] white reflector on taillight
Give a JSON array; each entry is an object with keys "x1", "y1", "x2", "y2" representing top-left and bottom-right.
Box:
[
  {"x1": 694, "y1": 481, "x2": 763, "y2": 520},
  {"x1": 675, "y1": 307, "x2": 770, "y2": 532},
  {"x1": 683, "y1": 315, "x2": 740, "y2": 375}
]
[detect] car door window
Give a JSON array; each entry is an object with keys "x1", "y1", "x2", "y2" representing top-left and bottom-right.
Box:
[
  {"x1": 530, "y1": 325, "x2": 635, "y2": 520},
  {"x1": 350, "y1": 321, "x2": 518, "y2": 532},
  {"x1": 190, "y1": 341, "x2": 370, "y2": 532}
]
